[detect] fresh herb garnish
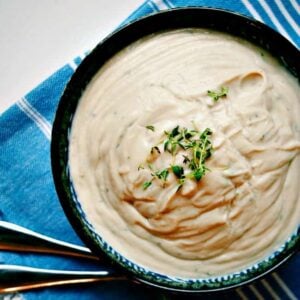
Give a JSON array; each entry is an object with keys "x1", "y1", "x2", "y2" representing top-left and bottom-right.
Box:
[
  {"x1": 189, "y1": 128, "x2": 212, "y2": 181},
  {"x1": 207, "y1": 86, "x2": 228, "y2": 102},
  {"x1": 146, "y1": 125, "x2": 155, "y2": 131},
  {"x1": 171, "y1": 165, "x2": 185, "y2": 190},
  {"x1": 164, "y1": 127, "x2": 197, "y2": 155},
  {"x1": 139, "y1": 125, "x2": 213, "y2": 191},
  {"x1": 170, "y1": 125, "x2": 180, "y2": 137},
  {"x1": 143, "y1": 181, "x2": 152, "y2": 190},
  {"x1": 142, "y1": 168, "x2": 169, "y2": 190},
  {"x1": 154, "y1": 169, "x2": 169, "y2": 182},
  {"x1": 171, "y1": 165, "x2": 184, "y2": 179},
  {"x1": 182, "y1": 155, "x2": 190, "y2": 164}
]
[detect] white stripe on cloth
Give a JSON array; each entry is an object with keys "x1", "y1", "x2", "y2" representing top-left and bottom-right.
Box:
[
  {"x1": 249, "y1": 284, "x2": 264, "y2": 300},
  {"x1": 241, "y1": 0, "x2": 264, "y2": 22},
  {"x1": 272, "y1": 272, "x2": 298, "y2": 300},
  {"x1": 3, "y1": 293, "x2": 24, "y2": 300},
  {"x1": 163, "y1": 0, "x2": 174, "y2": 8},
  {"x1": 274, "y1": 0, "x2": 300, "y2": 34},
  {"x1": 69, "y1": 60, "x2": 78, "y2": 71},
  {"x1": 151, "y1": 0, "x2": 168, "y2": 10},
  {"x1": 236, "y1": 287, "x2": 249, "y2": 300},
  {"x1": 79, "y1": 52, "x2": 87, "y2": 60},
  {"x1": 259, "y1": 0, "x2": 294, "y2": 43},
  {"x1": 261, "y1": 278, "x2": 280, "y2": 300},
  {"x1": 17, "y1": 98, "x2": 52, "y2": 140},
  {"x1": 290, "y1": 0, "x2": 300, "y2": 15},
  {"x1": 147, "y1": 0, "x2": 159, "y2": 11},
  {"x1": 69, "y1": 52, "x2": 89, "y2": 71}
]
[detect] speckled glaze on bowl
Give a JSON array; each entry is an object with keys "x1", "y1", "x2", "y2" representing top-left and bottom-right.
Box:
[{"x1": 51, "y1": 7, "x2": 300, "y2": 293}]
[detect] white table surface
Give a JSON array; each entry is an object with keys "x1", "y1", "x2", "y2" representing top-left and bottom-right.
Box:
[{"x1": 0, "y1": 0, "x2": 143, "y2": 113}]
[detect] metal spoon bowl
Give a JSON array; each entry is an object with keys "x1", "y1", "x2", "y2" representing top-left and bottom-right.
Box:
[
  {"x1": 0, "y1": 264, "x2": 128, "y2": 293},
  {"x1": 0, "y1": 221, "x2": 98, "y2": 260},
  {"x1": 0, "y1": 221, "x2": 130, "y2": 293}
]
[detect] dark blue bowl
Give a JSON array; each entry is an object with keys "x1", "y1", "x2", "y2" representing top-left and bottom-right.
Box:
[{"x1": 51, "y1": 7, "x2": 300, "y2": 293}]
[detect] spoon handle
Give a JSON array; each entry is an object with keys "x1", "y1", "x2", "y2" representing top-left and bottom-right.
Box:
[
  {"x1": 0, "y1": 265, "x2": 127, "y2": 293},
  {"x1": 0, "y1": 221, "x2": 98, "y2": 260}
]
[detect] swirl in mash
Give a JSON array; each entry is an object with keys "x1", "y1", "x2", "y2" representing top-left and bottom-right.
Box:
[{"x1": 69, "y1": 29, "x2": 300, "y2": 277}]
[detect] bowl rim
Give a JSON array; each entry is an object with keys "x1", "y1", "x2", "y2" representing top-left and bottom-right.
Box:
[{"x1": 51, "y1": 6, "x2": 300, "y2": 293}]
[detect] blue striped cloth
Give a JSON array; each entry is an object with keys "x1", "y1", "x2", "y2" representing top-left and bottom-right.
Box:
[{"x1": 0, "y1": 1, "x2": 299, "y2": 299}]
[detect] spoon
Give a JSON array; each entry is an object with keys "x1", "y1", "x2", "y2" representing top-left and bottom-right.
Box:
[
  {"x1": 0, "y1": 264, "x2": 128, "y2": 293},
  {"x1": 0, "y1": 221, "x2": 98, "y2": 260}
]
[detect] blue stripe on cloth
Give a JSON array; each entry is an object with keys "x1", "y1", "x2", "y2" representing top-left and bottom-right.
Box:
[
  {"x1": 73, "y1": 56, "x2": 83, "y2": 66},
  {"x1": 0, "y1": 112, "x2": 78, "y2": 244},
  {"x1": 148, "y1": 0, "x2": 160, "y2": 11},
  {"x1": 248, "y1": 0, "x2": 278, "y2": 27},
  {"x1": 250, "y1": 0, "x2": 297, "y2": 45},
  {"x1": 269, "y1": 0, "x2": 300, "y2": 45},
  {"x1": 171, "y1": 0, "x2": 251, "y2": 16},
  {"x1": 120, "y1": 1, "x2": 156, "y2": 26},
  {"x1": 24, "y1": 65, "x2": 75, "y2": 126},
  {"x1": 0, "y1": 0, "x2": 299, "y2": 299},
  {"x1": 151, "y1": 0, "x2": 171, "y2": 10},
  {"x1": 162, "y1": 0, "x2": 174, "y2": 8},
  {"x1": 288, "y1": 0, "x2": 300, "y2": 20},
  {"x1": 170, "y1": 0, "x2": 299, "y2": 48},
  {"x1": 0, "y1": 105, "x2": 31, "y2": 143},
  {"x1": 17, "y1": 98, "x2": 52, "y2": 140}
]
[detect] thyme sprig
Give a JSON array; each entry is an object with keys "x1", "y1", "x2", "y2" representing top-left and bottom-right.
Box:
[
  {"x1": 143, "y1": 181, "x2": 152, "y2": 190},
  {"x1": 207, "y1": 86, "x2": 228, "y2": 102},
  {"x1": 140, "y1": 125, "x2": 213, "y2": 190},
  {"x1": 142, "y1": 168, "x2": 169, "y2": 190},
  {"x1": 187, "y1": 128, "x2": 212, "y2": 181}
]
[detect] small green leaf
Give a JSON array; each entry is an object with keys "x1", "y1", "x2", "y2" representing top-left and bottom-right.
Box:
[
  {"x1": 143, "y1": 181, "x2": 152, "y2": 190},
  {"x1": 200, "y1": 128, "x2": 213, "y2": 139},
  {"x1": 189, "y1": 159, "x2": 197, "y2": 170},
  {"x1": 178, "y1": 142, "x2": 186, "y2": 149},
  {"x1": 171, "y1": 141, "x2": 177, "y2": 155},
  {"x1": 195, "y1": 149, "x2": 201, "y2": 159},
  {"x1": 207, "y1": 86, "x2": 229, "y2": 102},
  {"x1": 172, "y1": 165, "x2": 184, "y2": 178},
  {"x1": 170, "y1": 126, "x2": 180, "y2": 137},
  {"x1": 146, "y1": 125, "x2": 155, "y2": 131},
  {"x1": 164, "y1": 140, "x2": 170, "y2": 152},
  {"x1": 200, "y1": 128, "x2": 212, "y2": 139},
  {"x1": 193, "y1": 169, "x2": 204, "y2": 181},
  {"x1": 184, "y1": 132, "x2": 193, "y2": 139},
  {"x1": 155, "y1": 169, "x2": 169, "y2": 181}
]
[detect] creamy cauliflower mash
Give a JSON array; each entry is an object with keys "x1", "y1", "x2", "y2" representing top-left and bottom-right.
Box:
[{"x1": 69, "y1": 29, "x2": 300, "y2": 277}]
